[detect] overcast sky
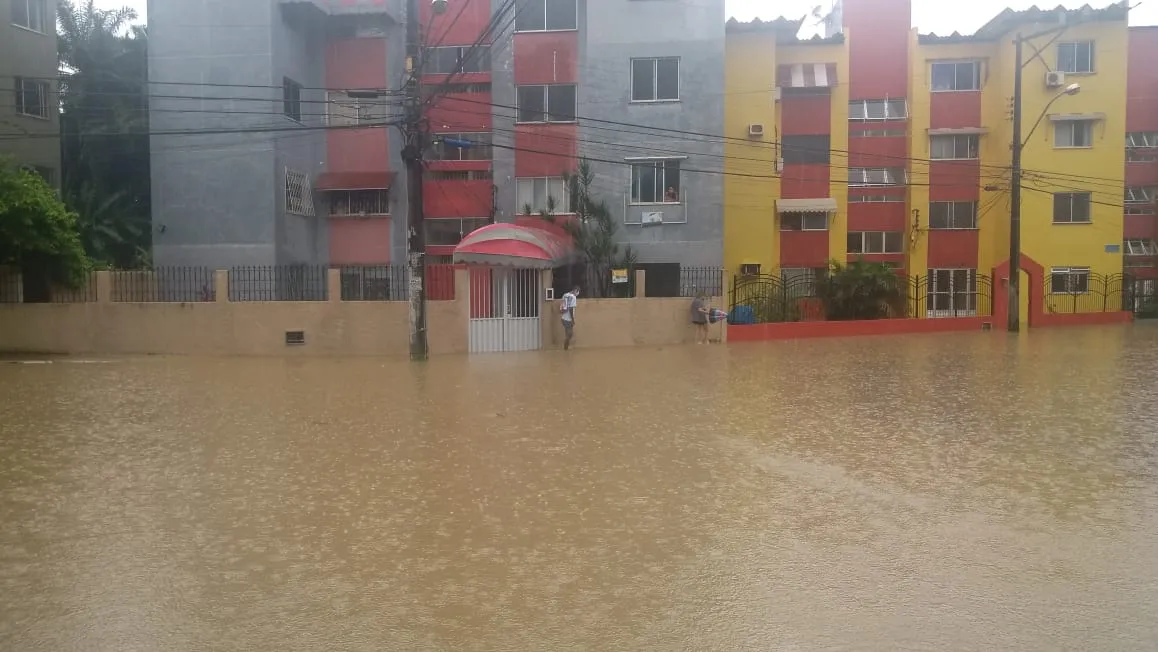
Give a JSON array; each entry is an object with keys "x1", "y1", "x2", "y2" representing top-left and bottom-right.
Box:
[{"x1": 98, "y1": 0, "x2": 1158, "y2": 35}]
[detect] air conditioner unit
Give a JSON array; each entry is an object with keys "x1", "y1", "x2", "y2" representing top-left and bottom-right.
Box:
[
  {"x1": 1045, "y1": 70, "x2": 1065, "y2": 88},
  {"x1": 748, "y1": 123, "x2": 765, "y2": 137},
  {"x1": 641, "y1": 211, "x2": 663, "y2": 226}
]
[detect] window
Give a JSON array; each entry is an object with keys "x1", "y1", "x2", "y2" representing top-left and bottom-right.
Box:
[
  {"x1": 515, "y1": 0, "x2": 577, "y2": 32},
  {"x1": 630, "y1": 159, "x2": 681, "y2": 204},
  {"x1": 781, "y1": 267, "x2": 826, "y2": 283},
  {"x1": 848, "y1": 192, "x2": 903, "y2": 203},
  {"x1": 848, "y1": 167, "x2": 906, "y2": 186},
  {"x1": 516, "y1": 84, "x2": 576, "y2": 123},
  {"x1": 420, "y1": 82, "x2": 491, "y2": 98},
  {"x1": 929, "y1": 201, "x2": 978, "y2": 229},
  {"x1": 1054, "y1": 120, "x2": 1093, "y2": 148},
  {"x1": 1057, "y1": 41, "x2": 1095, "y2": 73},
  {"x1": 1125, "y1": 186, "x2": 1156, "y2": 205},
  {"x1": 847, "y1": 231, "x2": 904, "y2": 254},
  {"x1": 425, "y1": 218, "x2": 491, "y2": 246},
  {"x1": 782, "y1": 135, "x2": 831, "y2": 165},
  {"x1": 927, "y1": 269, "x2": 978, "y2": 316},
  {"x1": 631, "y1": 57, "x2": 679, "y2": 102},
  {"x1": 425, "y1": 169, "x2": 493, "y2": 181},
  {"x1": 329, "y1": 190, "x2": 389, "y2": 216},
  {"x1": 327, "y1": 91, "x2": 390, "y2": 126},
  {"x1": 739, "y1": 263, "x2": 762, "y2": 277},
  {"x1": 854, "y1": 128, "x2": 908, "y2": 137},
  {"x1": 424, "y1": 45, "x2": 491, "y2": 74},
  {"x1": 428, "y1": 132, "x2": 492, "y2": 161},
  {"x1": 12, "y1": 0, "x2": 47, "y2": 32},
  {"x1": 1128, "y1": 149, "x2": 1158, "y2": 163},
  {"x1": 285, "y1": 169, "x2": 314, "y2": 216},
  {"x1": 780, "y1": 212, "x2": 828, "y2": 231},
  {"x1": 1126, "y1": 206, "x2": 1156, "y2": 216},
  {"x1": 931, "y1": 61, "x2": 981, "y2": 91},
  {"x1": 1052, "y1": 192, "x2": 1091, "y2": 223},
  {"x1": 930, "y1": 134, "x2": 978, "y2": 159},
  {"x1": 516, "y1": 177, "x2": 569, "y2": 213},
  {"x1": 283, "y1": 77, "x2": 303, "y2": 122},
  {"x1": 849, "y1": 99, "x2": 907, "y2": 121},
  {"x1": 1125, "y1": 239, "x2": 1158, "y2": 256},
  {"x1": 1127, "y1": 131, "x2": 1158, "y2": 148},
  {"x1": 1050, "y1": 267, "x2": 1090, "y2": 294},
  {"x1": 14, "y1": 77, "x2": 48, "y2": 119}
]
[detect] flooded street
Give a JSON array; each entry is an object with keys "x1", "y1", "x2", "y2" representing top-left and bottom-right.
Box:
[{"x1": 2, "y1": 327, "x2": 1158, "y2": 650}]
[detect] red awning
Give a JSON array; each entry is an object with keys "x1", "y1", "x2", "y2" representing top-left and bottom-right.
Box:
[
  {"x1": 315, "y1": 171, "x2": 395, "y2": 191},
  {"x1": 452, "y1": 223, "x2": 575, "y2": 269},
  {"x1": 777, "y1": 63, "x2": 838, "y2": 88}
]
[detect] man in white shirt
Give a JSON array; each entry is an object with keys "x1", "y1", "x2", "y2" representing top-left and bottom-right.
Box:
[{"x1": 559, "y1": 285, "x2": 579, "y2": 350}]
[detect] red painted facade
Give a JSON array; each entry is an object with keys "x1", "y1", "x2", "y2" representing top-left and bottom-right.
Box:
[
  {"x1": 928, "y1": 161, "x2": 980, "y2": 201},
  {"x1": 780, "y1": 231, "x2": 830, "y2": 267},
  {"x1": 844, "y1": 0, "x2": 911, "y2": 100},
  {"x1": 929, "y1": 93, "x2": 982, "y2": 129},
  {"x1": 780, "y1": 94, "x2": 831, "y2": 135},
  {"x1": 779, "y1": 164, "x2": 830, "y2": 199},
  {"x1": 1126, "y1": 27, "x2": 1158, "y2": 279},
  {"x1": 847, "y1": 203, "x2": 906, "y2": 231},
  {"x1": 927, "y1": 230, "x2": 980, "y2": 268},
  {"x1": 513, "y1": 33, "x2": 579, "y2": 84},
  {"x1": 514, "y1": 126, "x2": 578, "y2": 177},
  {"x1": 847, "y1": 135, "x2": 906, "y2": 167}
]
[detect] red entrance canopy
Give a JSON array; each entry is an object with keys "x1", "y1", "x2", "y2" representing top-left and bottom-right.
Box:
[{"x1": 452, "y1": 223, "x2": 575, "y2": 269}]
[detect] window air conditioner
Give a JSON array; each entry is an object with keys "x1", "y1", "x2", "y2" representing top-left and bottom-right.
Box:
[
  {"x1": 748, "y1": 123, "x2": 765, "y2": 137},
  {"x1": 1045, "y1": 70, "x2": 1065, "y2": 88}
]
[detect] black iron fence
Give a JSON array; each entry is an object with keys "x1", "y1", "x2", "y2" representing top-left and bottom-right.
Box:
[
  {"x1": 729, "y1": 272, "x2": 995, "y2": 324},
  {"x1": 1043, "y1": 272, "x2": 1131, "y2": 314},
  {"x1": 229, "y1": 265, "x2": 328, "y2": 301},
  {"x1": 0, "y1": 267, "x2": 18, "y2": 303},
  {"x1": 50, "y1": 272, "x2": 99, "y2": 303},
  {"x1": 112, "y1": 267, "x2": 216, "y2": 302},
  {"x1": 335, "y1": 265, "x2": 408, "y2": 301}
]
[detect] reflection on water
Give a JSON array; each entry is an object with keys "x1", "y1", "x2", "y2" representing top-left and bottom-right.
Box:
[{"x1": 2, "y1": 326, "x2": 1157, "y2": 650}]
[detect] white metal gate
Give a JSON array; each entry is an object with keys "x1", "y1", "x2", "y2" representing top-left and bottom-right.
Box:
[{"x1": 468, "y1": 267, "x2": 542, "y2": 353}]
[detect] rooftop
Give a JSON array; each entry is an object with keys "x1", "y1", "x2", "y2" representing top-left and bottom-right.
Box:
[
  {"x1": 919, "y1": 2, "x2": 1128, "y2": 44},
  {"x1": 725, "y1": 16, "x2": 845, "y2": 44}
]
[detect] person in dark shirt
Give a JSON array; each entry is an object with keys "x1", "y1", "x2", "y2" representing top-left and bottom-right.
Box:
[{"x1": 690, "y1": 293, "x2": 709, "y2": 344}]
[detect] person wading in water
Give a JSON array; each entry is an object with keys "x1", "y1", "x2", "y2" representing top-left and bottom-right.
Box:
[{"x1": 560, "y1": 285, "x2": 580, "y2": 350}]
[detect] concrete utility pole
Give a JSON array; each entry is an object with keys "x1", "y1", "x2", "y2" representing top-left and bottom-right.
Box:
[{"x1": 1008, "y1": 34, "x2": 1024, "y2": 333}]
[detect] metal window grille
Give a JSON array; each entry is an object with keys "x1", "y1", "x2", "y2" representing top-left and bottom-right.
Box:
[{"x1": 285, "y1": 168, "x2": 314, "y2": 216}]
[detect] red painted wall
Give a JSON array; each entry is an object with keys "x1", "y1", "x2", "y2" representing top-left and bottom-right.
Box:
[
  {"x1": 927, "y1": 230, "x2": 979, "y2": 268},
  {"x1": 848, "y1": 135, "x2": 907, "y2": 168},
  {"x1": 514, "y1": 33, "x2": 578, "y2": 84},
  {"x1": 1125, "y1": 163, "x2": 1158, "y2": 187},
  {"x1": 427, "y1": 90, "x2": 493, "y2": 131},
  {"x1": 420, "y1": 0, "x2": 491, "y2": 46},
  {"x1": 780, "y1": 231, "x2": 829, "y2": 266},
  {"x1": 929, "y1": 92, "x2": 981, "y2": 129},
  {"x1": 848, "y1": 203, "x2": 906, "y2": 230},
  {"x1": 514, "y1": 125, "x2": 577, "y2": 177},
  {"x1": 844, "y1": 0, "x2": 911, "y2": 100},
  {"x1": 781, "y1": 94, "x2": 832, "y2": 135},
  {"x1": 424, "y1": 178, "x2": 493, "y2": 218},
  {"x1": 329, "y1": 218, "x2": 392, "y2": 264},
  {"x1": 1128, "y1": 27, "x2": 1158, "y2": 132},
  {"x1": 780, "y1": 164, "x2": 830, "y2": 198},
  {"x1": 928, "y1": 161, "x2": 980, "y2": 201},
  {"x1": 1124, "y1": 214, "x2": 1158, "y2": 238},
  {"x1": 325, "y1": 38, "x2": 390, "y2": 172}
]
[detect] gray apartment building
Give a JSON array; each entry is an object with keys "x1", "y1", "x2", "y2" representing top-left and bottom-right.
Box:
[{"x1": 1, "y1": 0, "x2": 61, "y2": 184}]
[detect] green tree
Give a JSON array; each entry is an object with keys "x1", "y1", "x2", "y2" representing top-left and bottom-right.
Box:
[
  {"x1": 0, "y1": 160, "x2": 91, "y2": 297},
  {"x1": 817, "y1": 259, "x2": 906, "y2": 320},
  {"x1": 57, "y1": 1, "x2": 150, "y2": 267}
]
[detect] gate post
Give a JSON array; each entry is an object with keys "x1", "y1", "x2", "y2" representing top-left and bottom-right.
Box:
[
  {"x1": 634, "y1": 269, "x2": 646, "y2": 298},
  {"x1": 540, "y1": 268, "x2": 554, "y2": 348}
]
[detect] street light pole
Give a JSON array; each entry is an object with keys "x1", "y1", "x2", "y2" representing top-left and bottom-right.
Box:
[{"x1": 1008, "y1": 34, "x2": 1024, "y2": 333}]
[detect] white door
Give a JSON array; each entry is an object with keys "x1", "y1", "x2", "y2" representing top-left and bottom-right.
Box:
[{"x1": 469, "y1": 268, "x2": 542, "y2": 353}]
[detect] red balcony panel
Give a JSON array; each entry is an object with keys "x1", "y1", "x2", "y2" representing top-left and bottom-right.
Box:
[
  {"x1": 847, "y1": 135, "x2": 907, "y2": 168},
  {"x1": 427, "y1": 91, "x2": 493, "y2": 131},
  {"x1": 1130, "y1": 265, "x2": 1158, "y2": 279},
  {"x1": 927, "y1": 230, "x2": 980, "y2": 268},
  {"x1": 326, "y1": 38, "x2": 387, "y2": 89},
  {"x1": 426, "y1": 159, "x2": 492, "y2": 173},
  {"x1": 930, "y1": 92, "x2": 982, "y2": 129},
  {"x1": 1125, "y1": 162, "x2": 1158, "y2": 186},
  {"x1": 327, "y1": 127, "x2": 389, "y2": 173},
  {"x1": 1124, "y1": 213, "x2": 1158, "y2": 238},
  {"x1": 780, "y1": 163, "x2": 830, "y2": 199},
  {"x1": 329, "y1": 217, "x2": 392, "y2": 264},
  {"x1": 514, "y1": 32, "x2": 578, "y2": 84},
  {"x1": 1128, "y1": 28, "x2": 1158, "y2": 131},
  {"x1": 420, "y1": 0, "x2": 492, "y2": 46},
  {"x1": 928, "y1": 161, "x2": 980, "y2": 201},
  {"x1": 781, "y1": 94, "x2": 832, "y2": 136},
  {"x1": 780, "y1": 230, "x2": 830, "y2": 267},
  {"x1": 423, "y1": 179, "x2": 493, "y2": 218},
  {"x1": 427, "y1": 245, "x2": 456, "y2": 257},
  {"x1": 848, "y1": 202, "x2": 907, "y2": 230},
  {"x1": 514, "y1": 125, "x2": 577, "y2": 177},
  {"x1": 845, "y1": 0, "x2": 910, "y2": 99}
]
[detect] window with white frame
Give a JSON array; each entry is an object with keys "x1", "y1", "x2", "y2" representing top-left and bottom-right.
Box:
[
  {"x1": 848, "y1": 99, "x2": 908, "y2": 121},
  {"x1": 1057, "y1": 41, "x2": 1095, "y2": 73},
  {"x1": 424, "y1": 45, "x2": 491, "y2": 75},
  {"x1": 1127, "y1": 131, "x2": 1158, "y2": 148},
  {"x1": 927, "y1": 268, "x2": 977, "y2": 316},
  {"x1": 14, "y1": 77, "x2": 48, "y2": 118},
  {"x1": 848, "y1": 167, "x2": 906, "y2": 186},
  {"x1": 425, "y1": 218, "x2": 491, "y2": 247},
  {"x1": 426, "y1": 169, "x2": 493, "y2": 181},
  {"x1": 1050, "y1": 267, "x2": 1090, "y2": 294},
  {"x1": 780, "y1": 212, "x2": 828, "y2": 231},
  {"x1": 285, "y1": 169, "x2": 314, "y2": 216},
  {"x1": 848, "y1": 192, "x2": 903, "y2": 203},
  {"x1": 781, "y1": 267, "x2": 827, "y2": 283},
  {"x1": 930, "y1": 134, "x2": 978, "y2": 159},
  {"x1": 1054, "y1": 119, "x2": 1094, "y2": 148},
  {"x1": 630, "y1": 159, "x2": 681, "y2": 204},
  {"x1": 515, "y1": 0, "x2": 577, "y2": 32},
  {"x1": 1128, "y1": 148, "x2": 1158, "y2": 163},
  {"x1": 739, "y1": 263, "x2": 762, "y2": 277},
  {"x1": 847, "y1": 231, "x2": 904, "y2": 254},
  {"x1": 1126, "y1": 205, "x2": 1156, "y2": 215},
  {"x1": 12, "y1": 0, "x2": 48, "y2": 32},
  {"x1": 516, "y1": 84, "x2": 577, "y2": 123},
  {"x1": 283, "y1": 77, "x2": 303, "y2": 122},
  {"x1": 516, "y1": 177, "x2": 569, "y2": 214},
  {"x1": 1125, "y1": 186, "x2": 1156, "y2": 205},
  {"x1": 1125, "y1": 239, "x2": 1158, "y2": 256},
  {"x1": 428, "y1": 132, "x2": 492, "y2": 160},
  {"x1": 1052, "y1": 192, "x2": 1091, "y2": 223},
  {"x1": 329, "y1": 190, "x2": 389, "y2": 216},
  {"x1": 931, "y1": 61, "x2": 981, "y2": 91},
  {"x1": 929, "y1": 201, "x2": 978, "y2": 229},
  {"x1": 631, "y1": 58, "x2": 679, "y2": 102},
  {"x1": 327, "y1": 91, "x2": 390, "y2": 127}
]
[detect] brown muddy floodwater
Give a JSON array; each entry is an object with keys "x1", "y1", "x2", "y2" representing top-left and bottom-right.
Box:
[{"x1": 1, "y1": 326, "x2": 1158, "y2": 650}]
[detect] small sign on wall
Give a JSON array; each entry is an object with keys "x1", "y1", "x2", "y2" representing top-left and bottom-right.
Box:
[
  {"x1": 611, "y1": 269, "x2": 629, "y2": 284},
  {"x1": 1105, "y1": 244, "x2": 1121, "y2": 253}
]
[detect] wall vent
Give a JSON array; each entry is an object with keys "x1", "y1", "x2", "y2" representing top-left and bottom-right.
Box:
[{"x1": 285, "y1": 330, "x2": 306, "y2": 345}]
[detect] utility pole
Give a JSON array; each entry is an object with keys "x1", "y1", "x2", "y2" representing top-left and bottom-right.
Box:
[
  {"x1": 403, "y1": 0, "x2": 429, "y2": 360},
  {"x1": 1008, "y1": 33, "x2": 1024, "y2": 333}
]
